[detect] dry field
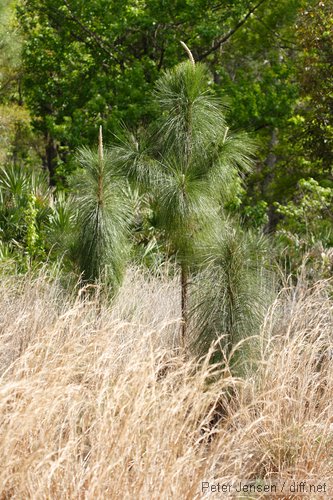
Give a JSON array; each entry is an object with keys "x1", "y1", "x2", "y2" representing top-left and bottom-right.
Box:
[{"x1": 0, "y1": 268, "x2": 332, "y2": 499}]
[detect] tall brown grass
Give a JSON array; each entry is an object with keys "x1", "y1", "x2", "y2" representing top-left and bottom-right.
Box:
[{"x1": 0, "y1": 268, "x2": 332, "y2": 499}]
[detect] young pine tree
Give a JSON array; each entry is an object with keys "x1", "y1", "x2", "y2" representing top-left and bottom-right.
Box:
[
  {"x1": 71, "y1": 127, "x2": 131, "y2": 295},
  {"x1": 113, "y1": 49, "x2": 255, "y2": 343},
  {"x1": 192, "y1": 218, "x2": 275, "y2": 371}
]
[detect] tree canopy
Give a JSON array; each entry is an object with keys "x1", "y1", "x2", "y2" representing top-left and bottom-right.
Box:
[{"x1": 0, "y1": 0, "x2": 331, "y2": 281}]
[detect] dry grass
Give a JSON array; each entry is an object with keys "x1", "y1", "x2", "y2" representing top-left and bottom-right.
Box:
[{"x1": 0, "y1": 268, "x2": 332, "y2": 499}]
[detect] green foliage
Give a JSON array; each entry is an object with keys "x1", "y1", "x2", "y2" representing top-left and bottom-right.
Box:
[
  {"x1": 274, "y1": 178, "x2": 333, "y2": 276},
  {"x1": 192, "y1": 219, "x2": 274, "y2": 370},
  {"x1": 0, "y1": 104, "x2": 40, "y2": 169},
  {"x1": 296, "y1": 0, "x2": 333, "y2": 170},
  {"x1": 126, "y1": 187, "x2": 167, "y2": 271},
  {"x1": 45, "y1": 192, "x2": 75, "y2": 258},
  {"x1": 0, "y1": 164, "x2": 50, "y2": 254},
  {"x1": 113, "y1": 59, "x2": 257, "y2": 342},
  {"x1": 0, "y1": 1, "x2": 42, "y2": 175},
  {"x1": 275, "y1": 178, "x2": 333, "y2": 240},
  {"x1": 243, "y1": 200, "x2": 269, "y2": 229},
  {"x1": 24, "y1": 192, "x2": 45, "y2": 265},
  {"x1": 0, "y1": 0, "x2": 22, "y2": 103},
  {"x1": 252, "y1": 1, "x2": 333, "y2": 237},
  {"x1": 15, "y1": 0, "x2": 305, "y2": 185},
  {"x1": 0, "y1": 163, "x2": 75, "y2": 269},
  {"x1": 71, "y1": 134, "x2": 132, "y2": 292}
]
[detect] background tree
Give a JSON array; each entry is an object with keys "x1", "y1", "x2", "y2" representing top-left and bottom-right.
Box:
[
  {"x1": 16, "y1": 0, "x2": 305, "y2": 188},
  {"x1": 0, "y1": 0, "x2": 41, "y2": 171},
  {"x1": 260, "y1": 0, "x2": 333, "y2": 271},
  {"x1": 296, "y1": 0, "x2": 333, "y2": 173},
  {"x1": 0, "y1": 0, "x2": 22, "y2": 102}
]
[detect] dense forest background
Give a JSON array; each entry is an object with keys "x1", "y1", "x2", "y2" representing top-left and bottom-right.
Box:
[{"x1": 0, "y1": 0, "x2": 332, "y2": 283}]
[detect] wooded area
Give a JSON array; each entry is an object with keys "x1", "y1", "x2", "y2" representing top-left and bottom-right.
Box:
[{"x1": 1, "y1": 0, "x2": 332, "y2": 273}]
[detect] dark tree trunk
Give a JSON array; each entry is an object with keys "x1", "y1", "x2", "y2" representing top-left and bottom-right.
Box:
[
  {"x1": 181, "y1": 264, "x2": 188, "y2": 345},
  {"x1": 263, "y1": 128, "x2": 280, "y2": 234},
  {"x1": 44, "y1": 133, "x2": 58, "y2": 186}
]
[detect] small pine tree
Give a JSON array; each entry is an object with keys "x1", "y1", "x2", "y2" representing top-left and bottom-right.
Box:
[
  {"x1": 113, "y1": 47, "x2": 255, "y2": 343},
  {"x1": 71, "y1": 127, "x2": 131, "y2": 295},
  {"x1": 192, "y1": 218, "x2": 275, "y2": 371}
]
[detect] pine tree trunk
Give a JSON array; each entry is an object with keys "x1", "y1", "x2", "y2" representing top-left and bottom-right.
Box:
[
  {"x1": 181, "y1": 264, "x2": 188, "y2": 344},
  {"x1": 44, "y1": 132, "x2": 58, "y2": 187},
  {"x1": 263, "y1": 128, "x2": 280, "y2": 233}
]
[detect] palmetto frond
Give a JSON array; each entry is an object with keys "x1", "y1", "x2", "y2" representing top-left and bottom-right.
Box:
[{"x1": 0, "y1": 164, "x2": 50, "y2": 206}]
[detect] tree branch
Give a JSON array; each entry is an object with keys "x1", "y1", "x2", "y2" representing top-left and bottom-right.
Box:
[
  {"x1": 62, "y1": 0, "x2": 119, "y2": 63},
  {"x1": 197, "y1": 0, "x2": 269, "y2": 60},
  {"x1": 253, "y1": 14, "x2": 297, "y2": 49}
]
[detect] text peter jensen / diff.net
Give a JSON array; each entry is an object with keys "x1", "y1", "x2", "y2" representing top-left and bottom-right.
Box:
[{"x1": 201, "y1": 480, "x2": 329, "y2": 496}]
